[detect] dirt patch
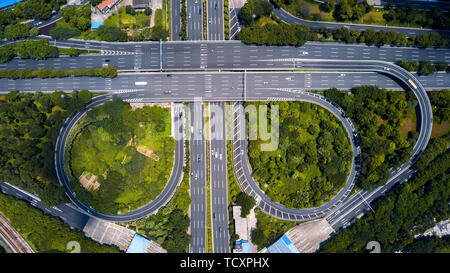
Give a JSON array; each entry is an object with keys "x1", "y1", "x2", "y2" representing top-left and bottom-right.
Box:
[
  {"x1": 431, "y1": 121, "x2": 450, "y2": 138},
  {"x1": 136, "y1": 146, "x2": 153, "y2": 157},
  {"x1": 79, "y1": 171, "x2": 100, "y2": 191},
  {"x1": 284, "y1": 219, "x2": 334, "y2": 253},
  {"x1": 130, "y1": 102, "x2": 170, "y2": 111}
]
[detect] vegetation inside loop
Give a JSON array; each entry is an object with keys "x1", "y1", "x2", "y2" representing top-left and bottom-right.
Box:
[
  {"x1": 69, "y1": 99, "x2": 175, "y2": 215},
  {"x1": 246, "y1": 101, "x2": 352, "y2": 208}
]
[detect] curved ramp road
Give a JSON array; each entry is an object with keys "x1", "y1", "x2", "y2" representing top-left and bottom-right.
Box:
[
  {"x1": 54, "y1": 95, "x2": 185, "y2": 222},
  {"x1": 231, "y1": 59, "x2": 432, "y2": 221},
  {"x1": 272, "y1": 5, "x2": 450, "y2": 37}
]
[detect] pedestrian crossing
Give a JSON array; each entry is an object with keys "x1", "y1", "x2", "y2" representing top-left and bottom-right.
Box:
[
  {"x1": 113, "y1": 89, "x2": 144, "y2": 94},
  {"x1": 101, "y1": 50, "x2": 136, "y2": 56}
]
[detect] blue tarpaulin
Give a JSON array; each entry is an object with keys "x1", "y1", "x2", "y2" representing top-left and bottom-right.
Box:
[
  {"x1": 91, "y1": 21, "x2": 104, "y2": 29},
  {"x1": 126, "y1": 233, "x2": 151, "y2": 253}
]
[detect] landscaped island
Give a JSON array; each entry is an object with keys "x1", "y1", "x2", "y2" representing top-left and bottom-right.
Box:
[
  {"x1": 68, "y1": 99, "x2": 175, "y2": 215},
  {"x1": 246, "y1": 101, "x2": 353, "y2": 208}
]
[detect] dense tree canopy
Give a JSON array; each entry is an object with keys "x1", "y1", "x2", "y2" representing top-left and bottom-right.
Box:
[
  {"x1": 14, "y1": 0, "x2": 67, "y2": 20},
  {"x1": 324, "y1": 86, "x2": 418, "y2": 190},
  {"x1": 239, "y1": 0, "x2": 273, "y2": 26},
  {"x1": 246, "y1": 101, "x2": 352, "y2": 208},
  {"x1": 0, "y1": 192, "x2": 120, "y2": 253},
  {"x1": 0, "y1": 90, "x2": 94, "y2": 207},
  {"x1": 320, "y1": 132, "x2": 449, "y2": 253}
]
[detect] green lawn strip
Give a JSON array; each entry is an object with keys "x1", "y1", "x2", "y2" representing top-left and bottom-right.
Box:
[
  {"x1": 180, "y1": 0, "x2": 188, "y2": 40},
  {"x1": 224, "y1": 0, "x2": 230, "y2": 39},
  {"x1": 57, "y1": 47, "x2": 101, "y2": 55},
  {"x1": 0, "y1": 193, "x2": 120, "y2": 253},
  {"x1": 205, "y1": 103, "x2": 213, "y2": 252},
  {"x1": 203, "y1": 0, "x2": 207, "y2": 40},
  {"x1": 164, "y1": 0, "x2": 172, "y2": 38}
]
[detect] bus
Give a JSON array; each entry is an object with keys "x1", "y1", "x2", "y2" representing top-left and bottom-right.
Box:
[{"x1": 408, "y1": 79, "x2": 417, "y2": 89}]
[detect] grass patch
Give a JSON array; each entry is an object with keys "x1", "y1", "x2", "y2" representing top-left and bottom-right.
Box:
[{"x1": 400, "y1": 107, "x2": 417, "y2": 138}]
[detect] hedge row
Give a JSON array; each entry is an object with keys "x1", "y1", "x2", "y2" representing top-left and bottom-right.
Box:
[{"x1": 0, "y1": 66, "x2": 118, "y2": 79}]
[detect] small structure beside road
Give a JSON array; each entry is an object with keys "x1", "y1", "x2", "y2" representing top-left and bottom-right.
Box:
[
  {"x1": 97, "y1": 0, "x2": 121, "y2": 14},
  {"x1": 132, "y1": 0, "x2": 151, "y2": 10},
  {"x1": 83, "y1": 217, "x2": 167, "y2": 253},
  {"x1": 231, "y1": 205, "x2": 258, "y2": 253}
]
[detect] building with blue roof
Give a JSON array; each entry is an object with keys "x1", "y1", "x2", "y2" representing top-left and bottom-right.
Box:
[
  {"x1": 233, "y1": 239, "x2": 251, "y2": 253},
  {"x1": 267, "y1": 234, "x2": 300, "y2": 253},
  {"x1": 126, "y1": 233, "x2": 151, "y2": 253}
]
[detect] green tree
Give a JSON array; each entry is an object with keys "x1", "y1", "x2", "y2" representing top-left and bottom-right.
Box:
[
  {"x1": 0, "y1": 44, "x2": 15, "y2": 63},
  {"x1": 418, "y1": 60, "x2": 436, "y2": 75},
  {"x1": 150, "y1": 25, "x2": 169, "y2": 41},
  {"x1": 235, "y1": 192, "x2": 256, "y2": 217},
  {"x1": 4, "y1": 23, "x2": 30, "y2": 40}
]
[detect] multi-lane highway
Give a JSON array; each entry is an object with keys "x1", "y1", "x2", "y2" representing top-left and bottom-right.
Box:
[
  {"x1": 1, "y1": 71, "x2": 448, "y2": 93},
  {"x1": 189, "y1": 102, "x2": 207, "y2": 252},
  {"x1": 54, "y1": 95, "x2": 185, "y2": 222},
  {"x1": 172, "y1": 0, "x2": 182, "y2": 40},
  {"x1": 207, "y1": 0, "x2": 224, "y2": 40},
  {"x1": 209, "y1": 102, "x2": 229, "y2": 253},
  {"x1": 187, "y1": 0, "x2": 203, "y2": 40},
  {"x1": 4, "y1": 38, "x2": 450, "y2": 72}
]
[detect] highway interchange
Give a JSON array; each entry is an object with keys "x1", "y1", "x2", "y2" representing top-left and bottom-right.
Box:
[{"x1": 0, "y1": 1, "x2": 449, "y2": 253}]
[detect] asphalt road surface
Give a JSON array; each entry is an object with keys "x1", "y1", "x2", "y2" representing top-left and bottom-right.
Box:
[
  {"x1": 5, "y1": 38, "x2": 450, "y2": 72},
  {"x1": 172, "y1": 0, "x2": 182, "y2": 41},
  {"x1": 209, "y1": 102, "x2": 229, "y2": 253},
  {"x1": 207, "y1": 0, "x2": 224, "y2": 40},
  {"x1": 1, "y1": 71, "x2": 448, "y2": 94},
  {"x1": 272, "y1": 4, "x2": 450, "y2": 37},
  {"x1": 187, "y1": 0, "x2": 203, "y2": 40},
  {"x1": 189, "y1": 102, "x2": 207, "y2": 253}
]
